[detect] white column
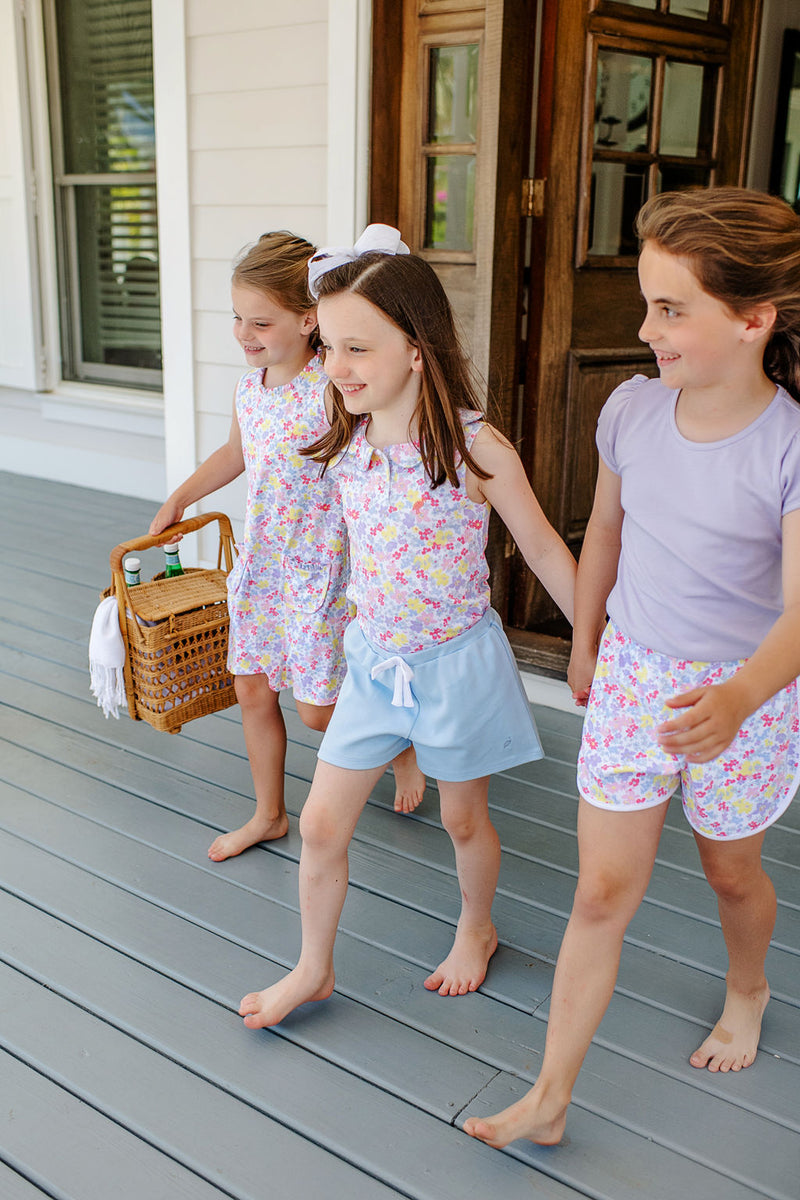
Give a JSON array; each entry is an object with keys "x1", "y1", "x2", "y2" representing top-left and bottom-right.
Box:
[
  {"x1": 152, "y1": 0, "x2": 196, "y2": 493},
  {"x1": 326, "y1": 0, "x2": 371, "y2": 242}
]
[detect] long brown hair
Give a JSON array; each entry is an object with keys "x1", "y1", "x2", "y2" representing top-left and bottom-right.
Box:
[
  {"x1": 232, "y1": 230, "x2": 319, "y2": 347},
  {"x1": 635, "y1": 187, "x2": 800, "y2": 401},
  {"x1": 302, "y1": 251, "x2": 489, "y2": 487}
]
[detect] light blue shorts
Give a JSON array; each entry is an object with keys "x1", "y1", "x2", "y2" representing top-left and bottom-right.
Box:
[{"x1": 318, "y1": 609, "x2": 543, "y2": 782}]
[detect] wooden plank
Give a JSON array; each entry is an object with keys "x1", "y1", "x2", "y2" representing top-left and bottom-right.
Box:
[
  {"x1": 461, "y1": 1073, "x2": 795, "y2": 1200},
  {"x1": 1, "y1": 719, "x2": 798, "y2": 1083},
  {"x1": 4, "y1": 667, "x2": 799, "y2": 969},
  {"x1": 0, "y1": 640, "x2": 769, "y2": 889},
  {"x1": 0, "y1": 963, "x2": 421, "y2": 1200},
  {"x1": 2, "y1": 689, "x2": 800, "y2": 1031},
  {"x1": 0, "y1": 865, "x2": 495, "y2": 1122},
  {"x1": 0, "y1": 762, "x2": 797, "y2": 1137},
  {"x1": 0, "y1": 1049, "x2": 230, "y2": 1200},
  {"x1": 1, "y1": 842, "x2": 792, "y2": 1200},
  {"x1": 0, "y1": 888, "x2": 576, "y2": 1200},
  {"x1": 0, "y1": 1162, "x2": 50, "y2": 1200}
]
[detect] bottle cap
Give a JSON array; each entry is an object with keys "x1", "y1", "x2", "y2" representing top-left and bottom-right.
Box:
[
  {"x1": 163, "y1": 543, "x2": 179, "y2": 553},
  {"x1": 124, "y1": 557, "x2": 141, "y2": 570}
]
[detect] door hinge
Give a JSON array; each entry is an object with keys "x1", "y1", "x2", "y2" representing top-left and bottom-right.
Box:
[{"x1": 522, "y1": 177, "x2": 546, "y2": 218}]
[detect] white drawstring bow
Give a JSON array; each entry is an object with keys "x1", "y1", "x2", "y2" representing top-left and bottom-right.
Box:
[{"x1": 370, "y1": 655, "x2": 415, "y2": 708}]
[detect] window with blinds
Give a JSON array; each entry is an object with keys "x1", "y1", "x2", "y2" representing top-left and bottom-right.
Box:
[{"x1": 45, "y1": 0, "x2": 162, "y2": 390}]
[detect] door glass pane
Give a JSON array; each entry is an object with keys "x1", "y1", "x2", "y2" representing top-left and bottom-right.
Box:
[
  {"x1": 770, "y1": 33, "x2": 800, "y2": 209},
  {"x1": 55, "y1": 0, "x2": 155, "y2": 175},
  {"x1": 588, "y1": 163, "x2": 647, "y2": 257},
  {"x1": 594, "y1": 52, "x2": 652, "y2": 153},
  {"x1": 660, "y1": 61, "x2": 705, "y2": 156},
  {"x1": 669, "y1": 0, "x2": 711, "y2": 18},
  {"x1": 429, "y1": 44, "x2": 479, "y2": 144},
  {"x1": 75, "y1": 184, "x2": 162, "y2": 371},
  {"x1": 657, "y1": 163, "x2": 711, "y2": 192},
  {"x1": 425, "y1": 156, "x2": 475, "y2": 250}
]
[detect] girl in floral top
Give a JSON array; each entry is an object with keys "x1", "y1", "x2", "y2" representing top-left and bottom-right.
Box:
[
  {"x1": 150, "y1": 232, "x2": 424, "y2": 862},
  {"x1": 239, "y1": 226, "x2": 576, "y2": 1030}
]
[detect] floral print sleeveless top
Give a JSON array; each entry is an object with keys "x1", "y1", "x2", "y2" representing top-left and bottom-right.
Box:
[
  {"x1": 226, "y1": 355, "x2": 351, "y2": 702},
  {"x1": 333, "y1": 410, "x2": 490, "y2": 652}
]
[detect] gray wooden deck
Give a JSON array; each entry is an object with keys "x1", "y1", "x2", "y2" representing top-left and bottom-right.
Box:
[{"x1": 0, "y1": 468, "x2": 798, "y2": 1200}]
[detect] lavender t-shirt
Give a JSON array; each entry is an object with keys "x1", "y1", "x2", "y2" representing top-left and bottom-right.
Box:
[{"x1": 597, "y1": 375, "x2": 800, "y2": 661}]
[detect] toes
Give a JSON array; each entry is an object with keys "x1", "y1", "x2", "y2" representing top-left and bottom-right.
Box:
[
  {"x1": 209, "y1": 836, "x2": 235, "y2": 861},
  {"x1": 464, "y1": 1119, "x2": 493, "y2": 1142}
]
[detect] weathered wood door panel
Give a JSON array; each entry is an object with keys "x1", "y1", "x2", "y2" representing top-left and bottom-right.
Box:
[{"x1": 510, "y1": 0, "x2": 762, "y2": 659}]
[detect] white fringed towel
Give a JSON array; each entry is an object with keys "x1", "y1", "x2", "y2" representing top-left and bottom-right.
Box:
[{"x1": 89, "y1": 595, "x2": 127, "y2": 719}]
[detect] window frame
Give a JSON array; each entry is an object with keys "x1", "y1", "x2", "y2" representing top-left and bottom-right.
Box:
[
  {"x1": 577, "y1": 3, "x2": 732, "y2": 266},
  {"x1": 42, "y1": 0, "x2": 163, "y2": 391}
]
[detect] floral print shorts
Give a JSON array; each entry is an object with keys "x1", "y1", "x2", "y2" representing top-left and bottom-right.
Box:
[{"x1": 578, "y1": 622, "x2": 800, "y2": 840}]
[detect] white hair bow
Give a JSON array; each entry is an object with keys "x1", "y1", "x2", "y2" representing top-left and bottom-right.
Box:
[{"x1": 308, "y1": 223, "x2": 410, "y2": 298}]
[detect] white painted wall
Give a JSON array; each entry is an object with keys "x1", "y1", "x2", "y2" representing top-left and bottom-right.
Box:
[
  {"x1": 184, "y1": 0, "x2": 329, "y2": 551},
  {"x1": 0, "y1": 0, "x2": 373, "y2": 531}
]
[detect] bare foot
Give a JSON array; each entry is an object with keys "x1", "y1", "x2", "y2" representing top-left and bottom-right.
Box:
[
  {"x1": 392, "y1": 747, "x2": 426, "y2": 814},
  {"x1": 689, "y1": 982, "x2": 770, "y2": 1072},
  {"x1": 239, "y1": 965, "x2": 335, "y2": 1029},
  {"x1": 424, "y1": 921, "x2": 498, "y2": 995},
  {"x1": 464, "y1": 1085, "x2": 568, "y2": 1148},
  {"x1": 208, "y1": 812, "x2": 289, "y2": 861}
]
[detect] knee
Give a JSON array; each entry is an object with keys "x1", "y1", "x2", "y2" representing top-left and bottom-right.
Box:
[
  {"x1": 298, "y1": 705, "x2": 333, "y2": 734},
  {"x1": 440, "y1": 807, "x2": 484, "y2": 844},
  {"x1": 234, "y1": 674, "x2": 274, "y2": 711},
  {"x1": 703, "y1": 863, "x2": 759, "y2": 904},
  {"x1": 573, "y1": 869, "x2": 640, "y2": 926},
  {"x1": 298, "y1": 799, "x2": 343, "y2": 850}
]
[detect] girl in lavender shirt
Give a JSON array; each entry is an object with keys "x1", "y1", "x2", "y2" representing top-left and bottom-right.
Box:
[{"x1": 467, "y1": 188, "x2": 800, "y2": 1150}]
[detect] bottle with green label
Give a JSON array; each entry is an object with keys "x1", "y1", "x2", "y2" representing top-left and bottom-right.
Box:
[
  {"x1": 123, "y1": 556, "x2": 141, "y2": 586},
  {"x1": 163, "y1": 543, "x2": 184, "y2": 578}
]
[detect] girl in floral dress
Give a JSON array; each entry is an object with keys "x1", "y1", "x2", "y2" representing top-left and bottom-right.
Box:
[
  {"x1": 238, "y1": 225, "x2": 576, "y2": 1030},
  {"x1": 151, "y1": 232, "x2": 424, "y2": 862},
  {"x1": 467, "y1": 188, "x2": 800, "y2": 1150}
]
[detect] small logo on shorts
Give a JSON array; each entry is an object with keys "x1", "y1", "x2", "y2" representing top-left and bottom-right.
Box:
[{"x1": 503, "y1": 737, "x2": 512, "y2": 749}]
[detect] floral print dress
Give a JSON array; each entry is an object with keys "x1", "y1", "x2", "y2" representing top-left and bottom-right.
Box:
[{"x1": 226, "y1": 355, "x2": 351, "y2": 703}]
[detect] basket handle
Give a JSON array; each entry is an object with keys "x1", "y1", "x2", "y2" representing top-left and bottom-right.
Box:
[
  {"x1": 109, "y1": 511, "x2": 235, "y2": 573},
  {"x1": 108, "y1": 511, "x2": 236, "y2": 653}
]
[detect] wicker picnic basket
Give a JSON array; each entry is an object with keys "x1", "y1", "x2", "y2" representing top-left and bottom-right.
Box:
[{"x1": 106, "y1": 512, "x2": 237, "y2": 733}]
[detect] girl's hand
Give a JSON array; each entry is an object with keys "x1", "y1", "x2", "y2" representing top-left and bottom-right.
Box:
[
  {"x1": 149, "y1": 499, "x2": 185, "y2": 540},
  {"x1": 567, "y1": 645, "x2": 597, "y2": 708},
  {"x1": 656, "y1": 679, "x2": 749, "y2": 763}
]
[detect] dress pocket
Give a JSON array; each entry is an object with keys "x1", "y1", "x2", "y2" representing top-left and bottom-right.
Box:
[
  {"x1": 225, "y1": 548, "x2": 247, "y2": 597},
  {"x1": 283, "y1": 555, "x2": 332, "y2": 614}
]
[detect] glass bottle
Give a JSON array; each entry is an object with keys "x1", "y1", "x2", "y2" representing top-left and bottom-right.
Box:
[
  {"x1": 123, "y1": 556, "x2": 141, "y2": 586},
  {"x1": 163, "y1": 542, "x2": 184, "y2": 578}
]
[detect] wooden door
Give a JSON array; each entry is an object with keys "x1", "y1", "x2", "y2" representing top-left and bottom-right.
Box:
[
  {"x1": 508, "y1": 0, "x2": 762, "y2": 674},
  {"x1": 370, "y1": 0, "x2": 536, "y2": 591}
]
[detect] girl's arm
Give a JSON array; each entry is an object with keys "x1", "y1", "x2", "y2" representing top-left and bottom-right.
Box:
[
  {"x1": 568, "y1": 460, "x2": 623, "y2": 705},
  {"x1": 658, "y1": 507, "x2": 800, "y2": 763},
  {"x1": 467, "y1": 425, "x2": 577, "y2": 625},
  {"x1": 149, "y1": 393, "x2": 245, "y2": 537}
]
